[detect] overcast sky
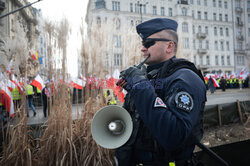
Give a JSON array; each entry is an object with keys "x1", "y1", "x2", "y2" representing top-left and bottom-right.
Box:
[{"x1": 31, "y1": 0, "x2": 89, "y2": 77}]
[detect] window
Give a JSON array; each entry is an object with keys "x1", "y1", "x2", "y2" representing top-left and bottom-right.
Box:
[
  {"x1": 220, "y1": 41, "x2": 224, "y2": 51},
  {"x1": 190, "y1": 0, "x2": 193, "y2": 4},
  {"x1": 193, "y1": 39, "x2": 196, "y2": 49},
  {"x1": 143, "y1": 4, "x2": 146, "y2": 13},
  {"x1": 194, "y1": 55, "x2": 196, "y2": 65},
  {"x1": 169, "y1": 8, "x2": 173, "y2": 16},
  {"x1": 153, "y1": 6, "x2": 157, "y2": 15},
  {"x1": 204, "y1": 0, "x2": 208, "y2": 6},
  {"x1": 161, "y1": 7, "x2": 165, "y2": 16},
  {"x1": 225, "y1": 14, "x2": 228, "y2": 22},
  {"x1": 206, "y1": 40, "x2": 209, "y2": 49},
  {"x1": 97, "y1": 17, "x2": 101, "y2": 26},
  {"x1": 182, "y1": 8, "x2": 187, "y2": 16},
  {"x1": 105, "y1": 54, "x2": 109, "y2": 69},
  {"x1": 206, "y1": 56, "x2": 210, "y2": 65},
  {"x1": 236, "y1": 0, "x2": 240, "y2": 8},
  {"x1": 219, "y1": 14, "x2": 222, "y2": 21},
  {"x1": 205, "y1": 26, "x2": 208, "y2": 34},
  {"x1": 213, "y1": 0, "x2": 216, "y2": 7},
  {"x1": 237, "y1": 56, "x2": 244, "y2": 65},
  {"x1": 226, "y1": 41, "x2": 229, "y2": 51},
  {"x1": 220, "y1": 27, "x2": 223, "y2": 36},
  {"x1": 248, "y1": 14, "x2": 250, "y2": 23},
  {"x1": 249, "y1": 28, "x2": 250, "y2": 37},
  {"x1": 215, "y1": 56, "x2": 219, "y2": 65},
  {"x1": 221, "y1": 56, "x2": 225, "y2": 65},
  {"x1": 214, "y1": 27, "x2": 217, "y2": 36},
  {"x1": 199, "y1": 40, "x2": 202, "y2": 49},
  {"x1": 197, "y1": 0, "x2": 201, "y2": 5},
  {"x1": 114, "y1": 35, "x2": 122, "y2": 48},
  {"x1": 135, "y1": 3, "x2": 139, "y2": 13},
  {"x1": 219, "y1": 0, "x2": 222, "y2": 8},
  {"x1": 199, "y1": 56, "x2": 203, "y2": 65},
  {"x1": 130, "y1": 3, "x2": 133, "y2": 12},
  {"x1": 213, "y1": 13, "x2": 216, "y2": 21},
  {"x1": 237, "y1": 42, "x2": 243, "y2": 50},
  {"x1": 184, "y1": 38, "x2": 190, "y2": 49},
  {"x1": 114, "y1": 54, "x2": 122, "y2": 66},
  {"x1": 224, "y1": 1, "x2": 228, "y2": 9},
  {"x1": 112, "y1": 1, "x2": 120, "y2": 11},
  {"x1": 215, "y1": 41, "x2": 218, "y2": 50},
  {"x1": 248, "y1": 1, "x2": 250, "y2": 9},
  {"x1": 227, "y1": 56, "x2": 230, "y2": 65},
  {"x1": 198, "y1": 11, "x2": 201, "y2": 19},
  {"x1": 182, "y1": 22, "x2": 189, "y2": 32},
  {"x1": 204, "y1": 12, "x2": 208, "y2": 20},
  {"x1": 198, "y1": 26, "x2": 202, "y2": 33},
  {"x1": 226, "y1": 28, "x2": 229, "y2": 36}
]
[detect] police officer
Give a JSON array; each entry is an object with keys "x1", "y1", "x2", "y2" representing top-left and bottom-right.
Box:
[{"x1": 115, "y1": 18, "x2": 207, "y2": 166}]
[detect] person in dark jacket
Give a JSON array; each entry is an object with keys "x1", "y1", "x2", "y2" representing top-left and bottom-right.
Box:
[
  {"x1": 220, "y1": 76, "x2": 226, "y2": 91},
  {"x1": 208, "y1": 76, "x2": 215, "y2": 93},
  {"x1": 116, "y1": 18, "x2": 207, "y2": 166},
  {"x1": 42, "y1": 82, "x2": 50, "y2": 117}
]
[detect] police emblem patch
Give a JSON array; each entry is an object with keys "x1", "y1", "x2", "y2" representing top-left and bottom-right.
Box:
[
  {"x1": 154, "y1": 97, "x2": 167, "y2": 108},
  {"x1": 175, "y1": 91, "x2": 193, "y2": 112}
]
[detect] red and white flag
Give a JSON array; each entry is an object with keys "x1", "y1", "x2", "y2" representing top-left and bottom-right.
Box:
[
  {"x1": 0, "y1": 81, "x2": 14, "y2": 118},
  {"x1": 212, "y1": 77, "x2": 220, "y2": 88},
  {"x1": 72, "y1": 78, "x2": 86, "y2": 90},
  {"x1": 11, "y1": 75, "x2": 23, "y2": 93},
  {"x1": 31, "y1": 74, "x2": 44, "y2": 91}
]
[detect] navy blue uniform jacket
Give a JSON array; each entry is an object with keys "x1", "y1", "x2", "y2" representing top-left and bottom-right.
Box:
[{"x1": 130, "y1": 67, "x2": 207, "y2": 158}]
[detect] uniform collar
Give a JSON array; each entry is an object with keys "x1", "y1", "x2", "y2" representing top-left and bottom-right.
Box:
[{"x1": 147, "y1": 56, "x2": 176, "y2": 73}]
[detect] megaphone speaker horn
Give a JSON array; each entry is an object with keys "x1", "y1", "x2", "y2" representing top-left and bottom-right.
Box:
[{"x1": 91, "y1": 105, "x2": 133, "y2": 149}]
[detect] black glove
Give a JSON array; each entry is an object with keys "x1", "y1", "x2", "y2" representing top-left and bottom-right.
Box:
[{"x1": 118, "y1": 66, "x2": 147, "y2": 91}]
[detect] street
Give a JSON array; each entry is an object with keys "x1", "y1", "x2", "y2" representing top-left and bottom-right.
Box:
[{"x1": 26, "y1": 88, "x2": 250, "y2": 125}]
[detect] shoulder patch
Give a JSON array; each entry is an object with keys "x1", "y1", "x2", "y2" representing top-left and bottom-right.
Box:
[
  {"x1": 175, "y1": 91, "x2": 193, "y2": 112},
  {"x1": 154, "y1": 97, "x2": 167, "y2": 108}
]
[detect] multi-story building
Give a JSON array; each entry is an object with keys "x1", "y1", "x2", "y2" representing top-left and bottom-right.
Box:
[
  {"x1": 0, "y1": 0, "x2": 37, "y2": 44},
  {"x1": 86, "y1": 0, "x2": 248, "y2": 75},
  {"x1": 232, "y1": 0, "x2": 250, "y2": 73},
  {"x1": 32, "y1": 8, "x2": 49, "y2": 80}
]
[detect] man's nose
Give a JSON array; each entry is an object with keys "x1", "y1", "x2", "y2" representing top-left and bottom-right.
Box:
[{"x1": 141, "y1": 46, "x2": 148, "y2": 52}]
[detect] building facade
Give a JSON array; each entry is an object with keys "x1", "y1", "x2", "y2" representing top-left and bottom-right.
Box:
[
  {"x1": 232, "y1": 0, "x2": 250, "y2": 73},
  {"x1": 0, "y1": 0, "x2": 37, "y2": 44},
  {"x1": 86, "y1": 0, "x2": 249, "y2": 75}
]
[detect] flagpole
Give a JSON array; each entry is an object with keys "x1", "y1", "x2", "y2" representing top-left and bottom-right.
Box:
[{"x1": 0, "y1": 0, "x2": 43, "y2": 19}]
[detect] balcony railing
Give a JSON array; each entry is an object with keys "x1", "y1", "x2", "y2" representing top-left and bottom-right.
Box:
[
  {"x1": 237, "y1": 21, "x2": 243, "y2": 26},
  {"x1": 178, "y1": 0, "x2": 188, "y2": 5},
  {"x1": 234, "y1": 49, "x2": 245, "y2": 54},
  {"x1": 235, "y1": 7, "x2": 243, "y2": 13},
  {"x1": 236, "y1": 35, "x2": 244, "y2": 41},
  {"x1": 197, "y1": 49, "x2": 207, "y2": 54},
  {"x1": 196, "y1": 32, "x2": 207, "y2": 39}
]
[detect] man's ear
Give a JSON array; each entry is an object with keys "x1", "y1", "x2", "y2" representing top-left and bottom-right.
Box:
[{"x1": 166, "y1": 41, "x2": 175, "y2": 53}]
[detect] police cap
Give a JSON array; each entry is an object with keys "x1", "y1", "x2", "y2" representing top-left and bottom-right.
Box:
[{"x1": 136, "y1": 18, "x2": 178, "y2": 40}]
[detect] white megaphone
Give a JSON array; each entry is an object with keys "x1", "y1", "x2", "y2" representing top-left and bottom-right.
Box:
[{"x1": 91, "y1": 105, "x2": 133, "y2": 149}]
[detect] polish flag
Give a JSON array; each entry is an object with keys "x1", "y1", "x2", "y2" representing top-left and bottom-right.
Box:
[
  {"x1": 11, "y1": 75, "x2": 23, "y2": 93},
  {"x1": 212, "y1": 77, "x2": 220, "y2": 88},
  {"x1": 239, "y1": 67, "x2": 248, "y2": 80},
  {"x1": 31, "y1": 74, "x2": 44, "y2": 91},
  {"x1": 72, "y1": 78, "x2": 85, "y2": 90},
  {"x1": 0, "y1": 81, "x2": 15, "y2": 118},
  {"x1": 7, "y1": 80, "x2": 16, "y2": 92}
]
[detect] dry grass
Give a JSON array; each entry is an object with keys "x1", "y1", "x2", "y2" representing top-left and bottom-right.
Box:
[{"x1": 0, "y1": 17, "x2": 117, "y2": 166}]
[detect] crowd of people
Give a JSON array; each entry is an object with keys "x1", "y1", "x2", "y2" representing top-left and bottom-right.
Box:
[{"x1": 205, "y1": 75, "x2": 249, "y2": 94}]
